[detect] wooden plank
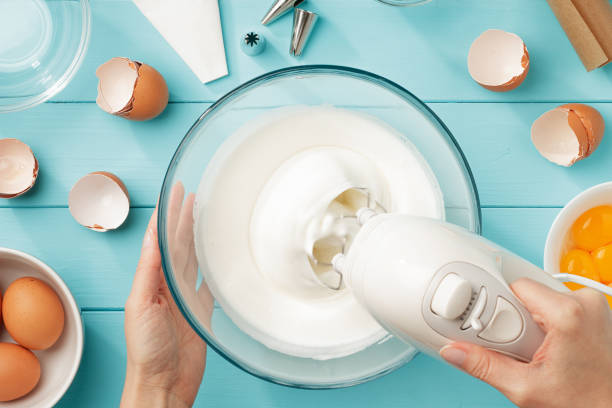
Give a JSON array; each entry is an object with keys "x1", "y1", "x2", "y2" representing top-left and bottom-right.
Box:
[
  {"x1": 51, "y1": 0, "x2": 612, "y2": 103},
  {"x1": 1, "y1": 103, "x2": 609, "y2": 208},
  {"x1": 57, "y1": 311, "x2": 514, "y2": 408},
  {"x1": 0, "y1": 207, "x2": 560, "y2": 309}
]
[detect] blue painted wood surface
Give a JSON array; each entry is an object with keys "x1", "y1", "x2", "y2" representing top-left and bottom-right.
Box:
[{"x1": 1, "y1": 0, "x2": 611, "y2": 406}]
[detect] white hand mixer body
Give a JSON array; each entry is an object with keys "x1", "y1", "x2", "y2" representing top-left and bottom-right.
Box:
[{"x1": 327, "y1": 210, "x2": 610, "y2": 363}]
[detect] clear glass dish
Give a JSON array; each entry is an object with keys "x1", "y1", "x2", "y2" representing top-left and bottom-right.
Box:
[
  {"x1": 0, "y1": 0, "x2": 90, "y2": 113},
  {"x1": 159, "y1": 65, "x2": 481, "y2": 389}
]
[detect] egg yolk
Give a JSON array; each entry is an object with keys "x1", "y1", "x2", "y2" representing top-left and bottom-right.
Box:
[
  {"x1": 560, "y1": 249, "x2": 612, "y2": 309},
  {"x1": 571, "y1": 205, "x2": 612, "y2": 251},
  {"x1": 592, "y1": 244, "x2": 612, "y2": 284},
  {"x1": 560, "y1": 249, "x2": 600, "y2": 282}
]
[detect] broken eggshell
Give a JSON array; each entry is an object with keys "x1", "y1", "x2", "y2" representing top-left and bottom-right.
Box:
[
  {"x1": 0, "y1": 138, "x2": 39, "y2": 198},
  {"x1": 69, "y1": 172, "x2": 130, "y2": 231},
  {"x1": 468, "y1": 29, "x2": 530, "y2": 92},
  {"x1": 531, "y1": 104, "x2": 605, "y2": 167},
  {"x1": 96, "y1": 57, "x2": 168, "y2": 121}
]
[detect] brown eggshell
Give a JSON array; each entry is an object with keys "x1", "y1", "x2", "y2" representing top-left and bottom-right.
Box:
[
  {"x1": 68, "y1": 172, "x2": 130, "y2": 231},
  {"x1": 0, "y1": 138, "x2": 39, "y2": 199},
  {"x1": 91, "y1": 171, "x2": 130, "y2": 200},
  {"x1": 531, "y1": 104, "x2": 605, "y2": 166},
  {"x1": 95, "y1": 57, "x2": 139, "y2": 115},
  {"x1": 479, "y1": 46, "x2": 530, "y2": 92},
  {"x1": 2, "y1": 277, "x2": 65, "y2": 350},
  {"x1": 560, "y1": 103, "x2": 605, "y2": 157},
  {"x1": 0, "y1": 342, "x2": 41, "y2": 402},
  {"x1": 468, "y1": 29, "x2": 529, "y2": 92},
  {"x1": 123, "y1": 63, "x2": 169, "y2": 121},
  {"x1": 95, "y1": 57, "x2": 168, "y2": 121},
  {"x1": 566, "y1": 109, "x2": 590, "y2": 158}
]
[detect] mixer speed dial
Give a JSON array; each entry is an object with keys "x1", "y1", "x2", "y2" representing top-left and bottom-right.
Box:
[
  {"x1": 423, "y1": 262, "x2": 545, "y2": 362},
  {"x1": 430, "y1": 273, "x2": 473, "y2": 320}
]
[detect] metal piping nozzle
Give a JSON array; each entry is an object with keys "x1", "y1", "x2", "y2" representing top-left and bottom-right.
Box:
[
  {"x1": 261, "y1": 0, "x2": 305, "y2": 25},
  {"x1": 290, "y1": 8, "x2": 318, "y2": 56}
]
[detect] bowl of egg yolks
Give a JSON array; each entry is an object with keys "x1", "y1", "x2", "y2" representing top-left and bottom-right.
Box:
[{"x1": 545, "y1": 182, "x2": 612, "y2": 308}]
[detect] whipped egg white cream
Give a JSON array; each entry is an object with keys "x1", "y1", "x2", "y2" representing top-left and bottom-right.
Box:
[{"x1": 194, "y1": 106, "x2": 444, "y2": 359}]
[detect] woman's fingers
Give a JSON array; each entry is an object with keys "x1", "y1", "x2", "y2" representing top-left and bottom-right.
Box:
[
  {"x1": 197, "y1": 282, "x2": 214, "y2": 329},
  {"x1": 510, "y1": 278, "x2": 570, "y2": 332},
  {"x1": 167, "y1": 182, "x2": 185, "y2": 240},
  {"x1": 175, "y1": 193, "x2": 198, "y2": 288},
  {"x1": 131, "y1": 206, "x2": 162, "y2": 299},
  {"x1": 440, "y1": 342, "x2": 531, "y2": 401}
]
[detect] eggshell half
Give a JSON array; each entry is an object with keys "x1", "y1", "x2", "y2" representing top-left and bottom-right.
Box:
[
  {"x1": 68, "y1": 172, "x2": 130, "y2": 231},
  {"x1": 96, "y1": 57, "x2": 168, "y2": 121},
  {"x1": 0, "y1": 138, "x2": 39, "y2": 198},
  {"x1": 531, "y1": 104, "x2": 605, "y2": 167},
  {"x1": 0, "y1": 343, "x2": 41, "y2": 402},
  {"x1": 468, "y1": 29, "x2": 529, "y2": 92}
]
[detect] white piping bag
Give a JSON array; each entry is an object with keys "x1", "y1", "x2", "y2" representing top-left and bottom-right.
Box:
[{"x1": 132, "y1": 0, "x2": 228, "y2": 83}]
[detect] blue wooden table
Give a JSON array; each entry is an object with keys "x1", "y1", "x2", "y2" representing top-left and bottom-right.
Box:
[{"x1": 1, "y1": 0, "x2": 611, "y2": 406}]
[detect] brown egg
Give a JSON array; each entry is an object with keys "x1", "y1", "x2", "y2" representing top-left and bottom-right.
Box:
[
  {"x1": 2, "y1": 277, "x2": 65, "y2": 350},
  {"x1": 95, "y1": 57, "x2": 169, "y2": 121},
  {"x1": 0, "y1": 288, "x2": 2, "y2": 335},
  {"x1": 0, "y1": 342, "x2": 41, "y2": 402}
]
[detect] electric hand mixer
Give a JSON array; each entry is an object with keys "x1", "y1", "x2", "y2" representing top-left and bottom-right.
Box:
[{"x1": 310, "y1": 199, "x2": 612, "y2": 363}]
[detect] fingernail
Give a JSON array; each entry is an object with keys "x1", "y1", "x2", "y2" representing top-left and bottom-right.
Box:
[
  {"x1": 440, "y1": 346, "x2": 466, "y2": 367},
  {"x1": 143, "y1": 227, "x2": 155, "y2": 248}
]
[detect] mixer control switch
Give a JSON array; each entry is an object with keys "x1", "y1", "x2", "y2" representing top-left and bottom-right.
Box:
[
  {"x1": 430, "y1": 273, "x2": 473, "y2": 320},
  {"x1": 478, "y1": 296, "x2": 523, "y2": 343},
  {"x1": 461, "y1": 286, "x2": 487, "y2": 331}
]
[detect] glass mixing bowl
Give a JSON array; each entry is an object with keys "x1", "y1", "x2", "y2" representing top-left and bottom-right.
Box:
[
  {"x1": 0, "y1": 0, "x2": 90, "y2": 113},
  {"x1": 159, "y1": 65, "x2": 481, "y2": 388}
]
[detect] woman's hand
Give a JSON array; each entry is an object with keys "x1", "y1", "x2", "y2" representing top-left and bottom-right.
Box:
[
  {"x1": 441, "y1": 278, "x2": 612, "y2": 408},
  {"x1": 121, "y1": 183, "x2": 211, "y2": 408}
]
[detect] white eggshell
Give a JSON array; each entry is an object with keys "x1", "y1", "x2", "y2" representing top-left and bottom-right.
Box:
[
  {"x1": 96, "y1": 57, "x2": 139, "y2": 114},
  {"x1": 68, "y1": 172, "x2": 130, "y2": 231},
  {"x1": 468, "y1": 29, "x2": 529, "y2": 91},
  {"x1": 0, "y1": 138, "x2": 38, "y2": 198}
]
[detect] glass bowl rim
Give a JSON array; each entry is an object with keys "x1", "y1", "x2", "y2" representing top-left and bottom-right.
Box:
[
  {"x1": 0, "y1": 0, "x2": 91, "y2": 113},
  {"x1": 159, "y1": 64, "x2": 482, "y2": 389},
  {"x1": 375, "y1": 0, "x2": 432, "y2": 6}
]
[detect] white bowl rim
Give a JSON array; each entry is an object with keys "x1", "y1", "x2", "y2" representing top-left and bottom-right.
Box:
[
  {"x1": 543, "y1": 181, "x2": 612, "y2": 274},
  {"x1": 0, "y1": 247, "x2": 84, "y2": 407}
]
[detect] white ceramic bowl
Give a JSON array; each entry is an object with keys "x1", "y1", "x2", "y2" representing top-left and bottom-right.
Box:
[
  {"x1": 544, "y1": 182, "x2": 612, "y2": 274},
  {"x1": 0, "y1": 248, "x2": 83, "y2": 407}
]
